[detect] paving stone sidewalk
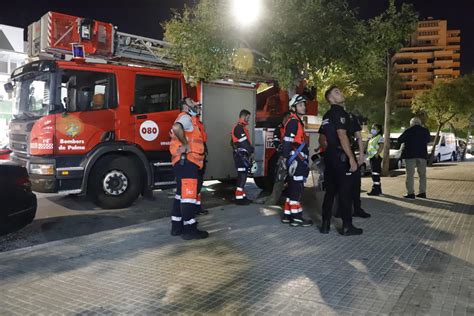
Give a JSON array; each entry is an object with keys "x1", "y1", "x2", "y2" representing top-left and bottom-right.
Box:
[{"x1": 0, "y1": 162, "x2": 473, "y2": 315}]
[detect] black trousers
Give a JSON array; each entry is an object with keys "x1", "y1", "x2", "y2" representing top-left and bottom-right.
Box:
[
  {"x1": 171, "y1": 159, "x2": 199, "y2": 229},
  {"x1": 233, "y1": 151, "x2": 249, "y2": 191},
  {"x1": 352, "y1": 167, "x2": 362, "y2": 213},
  {"x1": 322, "y1": 153, "x2": 355, "y2": 226},
  {"x1": 370, "y1": 156, "x2": 382, "y2": 192},
  {"x1": 196, "y1": 160, "x2": 206, "y2": 212}
]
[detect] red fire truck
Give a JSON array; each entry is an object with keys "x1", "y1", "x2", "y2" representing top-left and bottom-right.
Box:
[{"x1": 6, "y1": 12, "x2": 319, "y2": 208}]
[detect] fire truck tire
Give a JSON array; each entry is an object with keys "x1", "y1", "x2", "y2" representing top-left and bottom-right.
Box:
[
  {"x1": 254, "y1": 153, "x2": 278, "y2": 192},
  {"x1": 219, "y1": 179, "x2": 237, "y2": 186},
  {"x1": 88, "y1": 155, "x2": 143, "y2": 209}
]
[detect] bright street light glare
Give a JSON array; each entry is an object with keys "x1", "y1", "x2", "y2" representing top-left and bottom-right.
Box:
[{"x1": 232, "y1": 0, "x2": 262, "y2": 27}]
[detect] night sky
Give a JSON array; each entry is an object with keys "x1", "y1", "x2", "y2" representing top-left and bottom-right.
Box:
[{"x1": 0, "y1": 0, "x2": 472, "y2": 74}]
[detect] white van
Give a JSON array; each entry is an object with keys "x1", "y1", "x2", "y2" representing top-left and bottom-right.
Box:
[
  {"x1": 428, "y1": 132, "x2": 457, "y2": 162},
  {"x1": 389, "y1": 133, "x2": 404, "y2": 169}
]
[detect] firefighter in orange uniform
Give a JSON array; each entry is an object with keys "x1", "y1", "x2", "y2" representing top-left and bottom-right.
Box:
[
  {"x1": 231, "y1": 109, "x2": 254, "y2": 205},
  {"x1": 281, "y1": 95, "x2": 313, "y2": 227},
  {"x1": 169, "y1": 97, "x2": 209, "y2": 240}
]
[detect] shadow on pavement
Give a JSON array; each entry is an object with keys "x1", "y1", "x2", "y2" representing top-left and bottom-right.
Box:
[
  {"x1": 1, "y1": 181, "x2": 471, "y2": 315},
  {"x1": 382, "y1": 194, "x2": 474, "y2": 215}
]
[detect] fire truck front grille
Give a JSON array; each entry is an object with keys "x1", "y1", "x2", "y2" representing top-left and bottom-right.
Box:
[
  {"x1": 9, "y1": 133, "x2": 29, "y2": 155},
  {"x1": 10, "y1": 133, "x2": 27, "y2": 142}
]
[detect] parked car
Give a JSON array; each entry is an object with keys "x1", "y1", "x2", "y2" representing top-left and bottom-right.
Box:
[
  {"x1": 0, "y1": 145, "x2": 11, "y2": 160},
  {"x1": 467, "y1": 137, "x2": 473, "y2": 155},
  {"x1": 389, "y1": 133, "x2": 404, "y2": 170},
  {"x1": 0, "y1": 161, "x2": 37, "y2": 234},
  {"x1": 456, "y1": 138, "x2": 467, "y2": 161},
  {"x1": 428, "y1": 132, "x2": 457, "y2": 162}
]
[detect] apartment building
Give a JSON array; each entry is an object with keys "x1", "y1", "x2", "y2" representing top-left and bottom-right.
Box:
[{"x1": 393, "y1": 18, "x2": 461, "y2": 107}]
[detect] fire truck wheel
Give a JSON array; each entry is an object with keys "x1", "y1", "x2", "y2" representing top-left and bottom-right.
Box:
[
  {"x1": 89, "y1": 155, "x2": 143, "y2": 209},
  {"x1": 254, "y1": 154, "x2": 278, "y2": 192}
]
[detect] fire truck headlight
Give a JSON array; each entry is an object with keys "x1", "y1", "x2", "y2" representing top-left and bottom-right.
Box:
[{"x1": 30, "y1": 163, "x2": 55, "y2": 175}]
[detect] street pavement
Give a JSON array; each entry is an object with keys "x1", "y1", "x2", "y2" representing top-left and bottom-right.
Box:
[
  {"x1": 0, "y1": 181, "x2": 239, "y2": 252},
  {"x1": 0, "y1": 162, "x2": 473, "y2": 315}
]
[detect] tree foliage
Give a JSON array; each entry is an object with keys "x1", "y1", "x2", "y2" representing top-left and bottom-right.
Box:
[
  {"x1": 363, "y1": 0, "x2": 418, "y2": 175},
  {"x1": 412, "y1": 75, "x2": 474, "y2": 128},
  {"x1": 163, "y1": 1, "x2": 239, "y2": 83},
  {"x1": 163, "y1": 0, "x2": 369, "y2": 89},
  {"x1": 412, "y1": 74, "x2": 474, "y2": 161}
]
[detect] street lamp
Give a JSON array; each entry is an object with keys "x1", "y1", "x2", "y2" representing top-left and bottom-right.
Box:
[{"x1": 231, "y1": 0, "x2": 262, "y2": 27}]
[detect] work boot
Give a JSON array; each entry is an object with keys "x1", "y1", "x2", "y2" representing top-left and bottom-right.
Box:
[
  {"x1": 416, "y1": 193, "x2": 427, "y2": 198},
  {"x1": 181, "y1": 223, "x2": 209, "y2": 240},
  {"x1": 281, "y1": 214, "x2": 291, "y2": 224},
  {"x1": 319, "y1": 219, "x2": 330, "y2": 234},
  {"x1": 290, "y1": 216, "x2": 313, "y2": 227},
  {"x1": 353, "y1": 208, "x2": 371, "y2": 218},
  {"x1": 367, "y1": 190, "x2": 380, "y2": 196},
  {"x1": 340, "y1": 224, "x2": 363, "y2": 236},
  {"x1": 403, "y1": 194, "x2": 416, "y2": 199},
  {"x1": 170, "y1": 221, "x2": 183, "y2": 236}
]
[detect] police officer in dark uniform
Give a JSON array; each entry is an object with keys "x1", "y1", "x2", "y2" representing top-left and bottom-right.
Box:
[
  {"x1": 319, "y1": 86, "x2": 363, "y2": 235},
  {"x1": 348, "y1": 113, "x2": 371, "y2": 218}
]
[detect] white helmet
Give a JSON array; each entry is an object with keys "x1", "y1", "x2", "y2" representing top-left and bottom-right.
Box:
[
  {"x1": 288, "y1": 160, "x2": 298, "y2": 176},
  {"x1": 289, "y1": 94, "x2": 306, "y2": 109},
  {"x1": 250, "y1": 160, "x2": 258, "y2": 174}
]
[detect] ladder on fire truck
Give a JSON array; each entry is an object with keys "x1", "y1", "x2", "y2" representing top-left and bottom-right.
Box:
[
  {"x1": 28, "y1": 11, "x2": 177, "y2": 69},
  {"x1": 28, "y1": 11, "x2": 272, "y2": 82}
]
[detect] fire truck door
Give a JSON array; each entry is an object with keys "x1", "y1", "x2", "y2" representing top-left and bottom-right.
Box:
[
  {"x1": 132, "y1": 74, "x2": 181, "y2": 152},
  {"x1": 55, "y1": 70, "x2": 115, "y2": 156}
]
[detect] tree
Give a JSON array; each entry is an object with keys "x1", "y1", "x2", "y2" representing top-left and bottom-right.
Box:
[
  {"x1": 365, "y1": 0, "x2": 418, "y2": 175},
  {"x1": 162, "y1": 0, "x2": 369, "y2": 90},
  {"x1": 311, "y1": 62, "x2": 361, "y2": 114},
  {"x1": 412, "y1": 74, "x2": 474, "y2": 163}
]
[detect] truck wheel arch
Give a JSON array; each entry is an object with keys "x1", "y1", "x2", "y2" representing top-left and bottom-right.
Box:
[{"x1": 80, "y1": 143, "x2": 152, "y2": 194}]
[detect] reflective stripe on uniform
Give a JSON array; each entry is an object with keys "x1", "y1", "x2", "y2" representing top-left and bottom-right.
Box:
[
  {"x1": 284, "y1": 136, "x2": 294, "y2": 142},
  {"x1": 183, "y1": 218, "x2": 196, "y2": 225},
  {"x1": 175, "y1": 195, "x2": 181, "y2": 200},
  {"x1": 237, "y1": 168, "x2": 247, "y2": 172},
  {"x1": 374, "y1": 182, "x2": 381, "y2": 185},
  {"x1": 293, "y1": 175, "x2": 304, "y2": 181},
  {"x1": 171, "y1": 216, "x2": 182, "y2": 222},
  {"x1": 372, "y1": 172, "x2": 380, "y2": 176},
  {"x1": 181, "y1": 198, "x2": 197, "y2": 204},
  {"x1": 291, "y1": 208, "x2": 303, "y2": 214},
  {"x1": 291, "y1": 150, "x2": 308, "y2": 159},
  {"x1": 238, "y1": 136, "x2": 247, "y2": 142}
]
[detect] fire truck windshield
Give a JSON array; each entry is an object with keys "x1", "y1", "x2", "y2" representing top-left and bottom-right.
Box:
[{"x1": 13, "y1": 72, "x2": 55, "y2": 118}]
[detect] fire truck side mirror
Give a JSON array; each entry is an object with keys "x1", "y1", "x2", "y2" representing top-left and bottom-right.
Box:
[{"x1": 3, "y1": 82, "x2": 13, "y2": 94}]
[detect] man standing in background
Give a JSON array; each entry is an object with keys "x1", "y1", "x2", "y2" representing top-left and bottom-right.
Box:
[{"x1": 398, "y1": 117, "x2": 430, "y2": 199}]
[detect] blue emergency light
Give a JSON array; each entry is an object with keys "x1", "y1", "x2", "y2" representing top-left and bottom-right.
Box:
[{"x1": 72, "y1": 44, "x2": 85, "y2": 59}]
